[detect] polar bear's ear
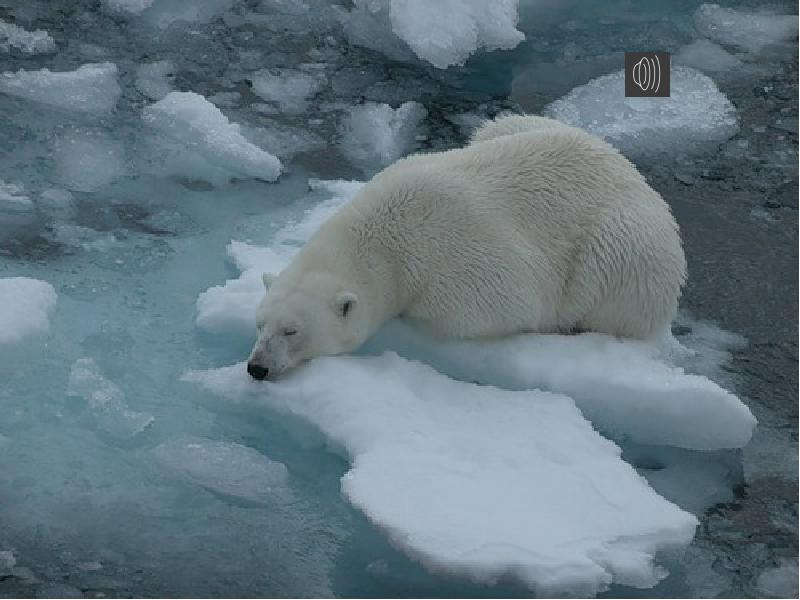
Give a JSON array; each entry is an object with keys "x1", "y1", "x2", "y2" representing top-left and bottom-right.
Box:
[
  {"x1": 333, "y1": 291, "x2": 358, "y2": 318},
  {"x1": 262, "y1": 272, "x2": 276, "y2": 290}
]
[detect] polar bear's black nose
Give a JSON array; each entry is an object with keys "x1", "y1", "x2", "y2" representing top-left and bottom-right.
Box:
[{"x1": 247, "y1": 362, "x2": 269, "y2": 380}]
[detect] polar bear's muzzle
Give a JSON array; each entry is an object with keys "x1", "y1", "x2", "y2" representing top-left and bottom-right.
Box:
[{"x1": 246, "y1": 362, "x2": 269, "y2": 380}]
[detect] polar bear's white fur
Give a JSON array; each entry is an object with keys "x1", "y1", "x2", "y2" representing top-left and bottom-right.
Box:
[{"x1": 247, "y1": 115, "x2": 686, "y2": 380}]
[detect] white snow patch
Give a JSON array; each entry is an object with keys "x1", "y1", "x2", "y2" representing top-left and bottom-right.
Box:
[
  {"x1": 694, "y1": 4, "x2": 799, "y2": 54},
  {"x1": 184, "y1": 354, "x2": 698, "y2": 596},
  {"x1": 544, "y1": 66, "x2": 739, "y2": 157},
  {"x1": 142, "y1": 91, "x2": 282, "y2": 184},
  {"x1": 0, "y1": 62, "x2": 121, "y2": 115},
  {"x1": 52, "y1": 130, "x2": 126, "y2": 192},
  {"x1": 343, "y1": 0, "x2": 524, "y2": 69},
  {"x1": 675, "y1": 39, "x2": 743, "y2": 73},
  {"x1": 67, "y1": 358, "x2": 154, "y2": 439},
  {"x1": 363, "y1": 321, "x2": 756, "y2": 451},
  {"x1": 134, "y1": 60, "x2": 175, "y2": 100},
  {"x1": 152, "y1": 437, "x2": 289, "y2": 504},
  {"x1": 195, "y1": 180, "x2": 362, "y2": 335},
  {"x1": 249, "y1": 68, "x2": 326, "y2": 114},
  {"x1": 0, "y1": 278, "x2": 57, "y2": 345},
  {"x1": 340, "y1": 101, "x2": 427, "y2": 172},
  {"x1": 0, "y1": 180, "x2": 34, "y2": 213},
  {"x1": 0, "y1": 20, "x2": 55, "y2": 55}
]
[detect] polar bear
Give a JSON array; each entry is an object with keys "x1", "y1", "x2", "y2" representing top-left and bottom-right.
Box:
[{"x1": 246, "y1": 114, "x2": 686, "y2": 380}]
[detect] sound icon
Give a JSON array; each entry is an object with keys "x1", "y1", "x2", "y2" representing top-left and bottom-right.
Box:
[{"x1": 625, "y1": 52, "x2": 670, "y2": 97}]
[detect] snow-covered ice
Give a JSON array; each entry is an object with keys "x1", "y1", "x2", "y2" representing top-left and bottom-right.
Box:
[
  {"x1": 340, "y1": 101, "x2": 427, "y2": 172},
  {"x1": 675, "y1": 39, "x2": 743, "y2": 73},
  {"x1": 134, "y1": 60, "x2": 176, "y2": 100},
  {"x1": 544, "y1": 66, "x2": 739, "y2": 157},
  {"x1": 694, "y1": 4, "x2": 799, "y2": 55},
  {"x1": 0, "y1": 63, "x2": 121, "y2": 115},
  {"x1": 52, "y1": 130, "x2": 127, "y2": 192},
  {"x1": 0, "y1": 277, "x2": 57, "y2": 345},
  {"x1": 142, "y1": 91, "x2": 282, "y2": 184},
  {"x1": 0, "y1": 20, "x2": 55, "y2": 55},
  {"x1": 185, "y1": 353, "x2": 698, "y2": 595},
  {"x1": 343, "y1": 0, "x2": 524, "y2": 69},
  {"x1": 67, "y1": 358, "x2": 155, "y2": 439},
  {"x1": 249, "y1": 68, "x2": 326, "y2": 114},
  {"x1": 152, "y1": 437, "x2": 289, "y2": 505}
]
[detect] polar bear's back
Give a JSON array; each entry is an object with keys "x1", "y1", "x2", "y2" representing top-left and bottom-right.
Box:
[{"x1": 341, "y1": 120, "x2": 686, "y2": 340}]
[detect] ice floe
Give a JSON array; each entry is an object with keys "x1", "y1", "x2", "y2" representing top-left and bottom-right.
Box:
[
  {"x1": 694, "y1": 4, "x2": 799, "y2": 55},
  {"x1": 0, "y1": 277, "x2": 57, "y2": 345},
  {"x1": 0, "y1": 19, "x2": 55, "y2": 55},
  {"x1": 0, "y1": 62, "x2": 121, "y2": 115},
  {"x1": 544, "y1": 66, "x2": 739, "y2": 157},
  {"x1": 142, "y1": 91, "x2": 282, "y2": 184},
  {"x1": 185, "y1": 353, "x2": 698, "y2": 595}
]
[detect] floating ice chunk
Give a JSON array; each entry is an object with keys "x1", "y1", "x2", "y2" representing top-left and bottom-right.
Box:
[
  {"x1": 0, "y1": 20, "x2": 55, "y2": 55},
  {"x1": 0, "y1": 278, "x2": 57, "y2": 345},
  {"x1": 675, "y1": 39, "x2": 743, "y2": 73},
  {"x1": 544, "y1": 66, "x2": 739, "y2": 157},
  {"x1": 142, "y1": 91, "x2": 282, "y2": 184},
  {"x1": 195, "y1": 180, "x2": 362, "y2": 335},
  {"x1": 52, "y1": 130, "x2": 126, "y2": 192},
  {"x1": 390, "y1": 0, "x2": 524, "y2": 68},
  {"x1": 103, "y1": 0, "x2": 155, "y2": 14},
  {"x1": 67, "y1": 358, "x2": 154, "y2": 439},
  {"x1": 134, "y1": 60, "x2": 175, "y2": 100},
  {"x1": 364, "y1": 321, "x2": 756, "y2": 451},
  {"x1": 756, "y1": 560, "x2": 799, "y2": 598},
  {"x1": 340, "y1": 101, "x2": 427, "y2": 172},
  {"x1": 343, "y1": 0, "x2": 524, "y2": 69},
  {"x1": 208, "y1": 91, "x2": 241, "y2": 108},
  {"x1": 0, "y1": 62, "x2": 120, "y2": 115},
  {"x1": 0, "y1": 180, "x2": 34, "y2": 213},
  {"x1": 694, "y1": 4, "x2": 799, "y2": 54},
  {"x1": 38, "y1": 188, "x2": 77, "y2": 219},
  {"x1": 248, "y1": 68, "x2": 326, "y2": 114},
  {"x1": 185, "y1": 354, "x2": 697, "y2": 595},
  {"x1": 152, "y1": 437, "x2": 289, "y2": 504},
  {"x1": 142, "y1": 0, "x2": 237, "y2": 28}
]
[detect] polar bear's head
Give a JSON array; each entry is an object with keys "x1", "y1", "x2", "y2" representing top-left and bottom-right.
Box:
[{"x1": 246, "y1": 271, "x2": 368, "y2": 380}]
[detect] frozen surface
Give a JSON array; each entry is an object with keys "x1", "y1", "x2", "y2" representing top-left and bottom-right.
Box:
[
  {"x1": 103, "y1": 0, "x2": 155, "y2": 15},
  {"x1": 249, "y1": 68, "x2": 326, "y2": 114},
  {"x1": 544, "y1": 66, "x2": 739, "y2": 158},
  {"x1": 675, "y1": 39, "x2": 743, "y2": 73},
  {"x1": 694, "y1": 4, "x2": 799, "y2": 54},
  {"x1": 0, "y1": 20, "x2": 55, "y2": 55},
  {"x1": 142, "y1": 91, "x2": 282, "y2": 184},
  {"x1": 0, "y1": 277, "x2": 56, "y2": 345},
  {"x1": 134, "y1": 60, "x2": 176, "y2": 100},
  {"x1": 152, "y1": 437, "x2": 289, "y2": 505},
  {"x1": 343, "y1": 0, "x2": 524, "y2": 69},
  {"x1": 340, "y1": 101, "x2": 427, "y2": 172},
  {"x1": 52, "y1": 129, "x2": 126, "y2": 192},
  {"x1": 185, "y1": 354, "x2": 698, "y2": 596},
  {"x1": 0, "y1": 63, "x2": 121, "y2": 115},
  {"x1": 67, "y1": 358, "x2": 155, "y2": 439}
]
